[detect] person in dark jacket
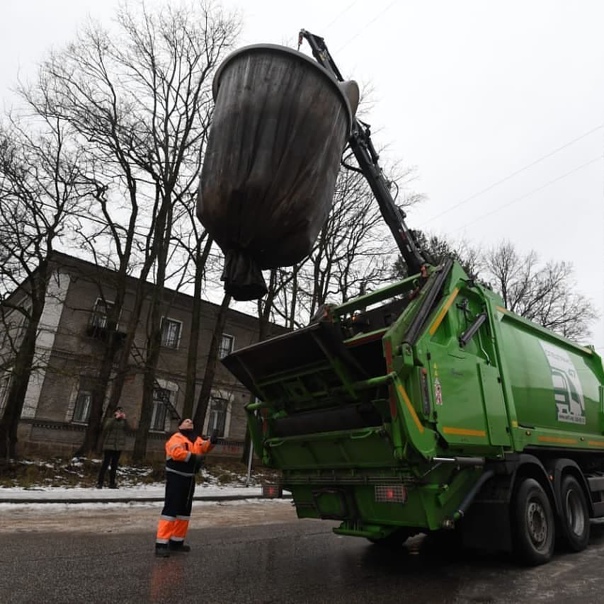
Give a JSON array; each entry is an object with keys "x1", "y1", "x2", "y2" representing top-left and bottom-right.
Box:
[
  {"x1": 97, "y1": 407, "x2": 128, "y2": 489},
  {"x1": 155, "y1": 418, "x2": 218, "y2": 557}
]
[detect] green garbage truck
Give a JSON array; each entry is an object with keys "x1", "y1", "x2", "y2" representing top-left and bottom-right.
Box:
[{"x1": 219, "y1": 32, "x2": 604, "y2": 566}]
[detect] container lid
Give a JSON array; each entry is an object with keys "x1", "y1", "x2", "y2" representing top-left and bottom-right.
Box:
[{"x1": 212, "y1": 43, "x2": 356, "y2": 135}]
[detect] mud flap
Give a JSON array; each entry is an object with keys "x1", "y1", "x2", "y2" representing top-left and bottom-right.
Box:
[{"x1": 461, "y1": 501, "x2": 512, "y2": 552}]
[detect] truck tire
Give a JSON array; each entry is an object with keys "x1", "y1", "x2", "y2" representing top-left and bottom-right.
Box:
[
  {"x1": 512, "y1": 477, "x2": 555, "y2": 566},
  {"x1": 559, "y1": 475, "x2": 590, "y2": 552}
]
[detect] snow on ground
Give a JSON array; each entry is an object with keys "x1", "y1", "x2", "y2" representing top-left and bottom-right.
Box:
[
  {"x1": 0, "y1": 483, "x2": 261, "y2": 498},
  {"x1": 0, "y1": 482, "x2": 264, "y2": 504},
  {"x1": 0, "y1": 458, "x2": 279, "y2": 511}
]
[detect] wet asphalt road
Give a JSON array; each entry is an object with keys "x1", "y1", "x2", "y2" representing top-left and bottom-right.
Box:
[{"x1": 3, "y1": 518, "x2": 604, "y2": 603}]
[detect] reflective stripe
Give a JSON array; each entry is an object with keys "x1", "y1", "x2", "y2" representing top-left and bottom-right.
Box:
[
  {"x1": 167, "y1": 450, "x2": 192, "y2": 462},
  {"x1": 166, "y1": 467, "x2": 195, "y2": 477}
]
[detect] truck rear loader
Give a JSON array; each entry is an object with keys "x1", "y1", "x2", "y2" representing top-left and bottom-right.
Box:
[{"x1": 215, "y1": 32, "x2": 604, "y2": 566}]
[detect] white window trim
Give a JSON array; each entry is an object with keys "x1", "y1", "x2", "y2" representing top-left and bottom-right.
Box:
[
  {"x1": 219, "y1": 333, "x2": 235, "y2": 359},
  {"x1": 66, "y1": 377, "x2": 108, "y2": 424},
  {"x1": 69, "y1": 389, "x2": 92, "y2": 424},
  {"x1": 66, "y1": 382, "x2": 82, "y2": 422},
  {"x1": 0, "y1": 371, "x2": 11, "y2": 414},
  {"x1": 151, "y1": 379, "x2": 179, "y2": 432},
  {"x1": 202, "y1": 389, "x2": 233, "y2": 438},
  {"x1": 160, "y1": 317, "x2": 183, "y2": 350},
  {"x1": 90, "y1": 298, "x2": 118, "y2": 330}
]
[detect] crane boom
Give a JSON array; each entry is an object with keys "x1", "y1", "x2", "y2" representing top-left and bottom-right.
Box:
[{"x1": 299, "y1": 29, "x2": 428, "y2": 277}]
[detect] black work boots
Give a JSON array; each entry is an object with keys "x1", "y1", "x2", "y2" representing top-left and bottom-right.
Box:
[
  {"x1": 155, "y1": 547, "x2": 170, "y2": 558},
  {"x1": 155, "y1": 543, "x2": 191, "y2": 557}
]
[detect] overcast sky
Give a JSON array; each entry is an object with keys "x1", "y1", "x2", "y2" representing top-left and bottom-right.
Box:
[{"x1": 2, "y1": 0, "x2": 603, "y2": 352}]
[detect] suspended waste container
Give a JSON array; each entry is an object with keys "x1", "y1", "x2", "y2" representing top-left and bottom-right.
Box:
[{"x1": 197, "y1": 43, "x2": 359, "y2": 300}]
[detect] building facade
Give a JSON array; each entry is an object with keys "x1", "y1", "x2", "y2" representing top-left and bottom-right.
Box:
[{"x1": 0, "y1": 252, "x2": 286, "y2": 459}]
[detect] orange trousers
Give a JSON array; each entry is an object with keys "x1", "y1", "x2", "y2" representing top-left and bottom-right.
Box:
[{"x1": 155, "y1": 472, "x2": 196, "y2": 548}]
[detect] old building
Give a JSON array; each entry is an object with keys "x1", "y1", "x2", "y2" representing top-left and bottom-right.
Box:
[{"x1": 0, "y1": 252, "x2": 287, "y2": 459}]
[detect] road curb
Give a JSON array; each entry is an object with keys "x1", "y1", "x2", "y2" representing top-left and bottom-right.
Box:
[{"x1": 0, "y1": 493, "x2": 292, "y2": 505}]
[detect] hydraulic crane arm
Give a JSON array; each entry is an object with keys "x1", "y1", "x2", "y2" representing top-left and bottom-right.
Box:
[{"x1": 299, "y1": 30, "x2": 428, "y2": 277}]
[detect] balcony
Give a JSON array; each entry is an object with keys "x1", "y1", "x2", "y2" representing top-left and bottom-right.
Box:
[{"x1": 86, "y1": 320, "x2": 127, "y2": 345}]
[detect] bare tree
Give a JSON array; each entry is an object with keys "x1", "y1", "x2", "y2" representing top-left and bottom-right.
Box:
[
  {"x1": 25, "y1": 1, "x2": 239, "y2": 458},
  {"x1": 394, "y1": 234, "x2": 596, "y2": 341},
  {"x1": 269, "y1": 159, "x2": 421, "y2": 328},
  {"x1": 392, "y1": 231, "x2": 480, "y2": 278},
  {"x1": 0, "y1": 118, "x2": 93, "y2": 459},
  {"x1": 191, "y1": 291, "x2": 231, "y2": 430},
  {"x1": 179, "y1": 234, "x2": 214, "y2": 419},
  {"x1": 480, "y1": 241, "x2": 596, "y2": 340}
]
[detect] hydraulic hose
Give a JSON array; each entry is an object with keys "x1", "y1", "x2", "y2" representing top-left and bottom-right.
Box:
[{"x1": 452, "y1": 469, "x2": 495, "y2": 522}]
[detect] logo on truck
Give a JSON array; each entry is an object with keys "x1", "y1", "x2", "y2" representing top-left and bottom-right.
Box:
[{"x1": 540, "y1": 341, "x2": 586, "y2": 425}]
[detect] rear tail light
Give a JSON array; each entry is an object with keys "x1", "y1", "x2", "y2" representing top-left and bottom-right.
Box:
[
  {"x1": 262, "y1": 484, "x2": 283, "y2": 498},
  {"x1": 375, "y1": 484, "x2": 407, "y2": 503}
]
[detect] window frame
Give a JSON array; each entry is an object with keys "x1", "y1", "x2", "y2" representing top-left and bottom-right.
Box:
[
  {"x1": 218, "y1": 333, "x2": 234, "y2": 359},
  {"x1": 72, "y1": 390, "x2": 92, "y2": 424},
  {"x1": 206, "y1": 394, "x2": 231, "y2": 438},
  {"x1": 90, "y1": 298, "x2": 116, "y2": 330},
  {"x1": 150, "y1": 382, "x2": 177, "y2": 432},
  {"x1": 0, "y1": 372, "x2": 11, "y2": 414},
  {"x1": 160, "y1": 317, "x2": 182, "y2": 350}
]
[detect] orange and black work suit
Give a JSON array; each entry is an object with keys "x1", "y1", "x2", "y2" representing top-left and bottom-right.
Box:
[{"x1": 155, "y1": 430, "x2": 214, "y2": 553}]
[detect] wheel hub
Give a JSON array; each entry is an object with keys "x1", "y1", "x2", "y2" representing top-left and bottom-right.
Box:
[{"x1": 527, "y1": 501, "x2": 547, "y2": 544}]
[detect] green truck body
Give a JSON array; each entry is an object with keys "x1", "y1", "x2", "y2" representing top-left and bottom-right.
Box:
[
  {"x1": 223, "y1": 259, "x2": 604, "y2": 564},
  {"x1": 211, "y1": 32, "x2": 604, "y2": 566}
]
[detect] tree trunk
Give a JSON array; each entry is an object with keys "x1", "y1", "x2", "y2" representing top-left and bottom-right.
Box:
[
  {"x1": 132, "y1": 199, "x2": 173, "y2": 461},
  {"x1": 132, "y1": 327, "x2": 162, "y2": 462},
  {"x1": 73, "y1": 332, "x2": 122, "y2": 457},
  {"x1": 240, "y1": 282, "x2": 277, "y2": 465},
  {"x1": 192, "y1": 292, "x2": 231, "y2": 430},
  {"x1": 182, "y1": 236, "x2": 213, "y2": 418},
  {"x1": 0, "y1": 268, "x2": 48, "y2": 459},
  {"x1": 75, "y1": 273, "x2": 150, "y2": 457},
  {"x1": 0, "y1": 326, "x2": 37, "y2": 460}
]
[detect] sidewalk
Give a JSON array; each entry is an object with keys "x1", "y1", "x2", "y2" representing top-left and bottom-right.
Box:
[{"x1": 0, "y1": 484, "x2": 266, "y2": 504}]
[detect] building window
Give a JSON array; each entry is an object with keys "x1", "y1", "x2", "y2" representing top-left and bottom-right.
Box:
[
  {"x1": 90, "y1": 298, "x2": 115, "y2": 329},
  {"x1": 207, "y1": 396, "x2": 228, "y2": 437},
  {"x1": 218, "y1": 334, "x2": 234, "y2": 358},
  {"x1": 151, "y1": 387, "x2": 172, "y2": 431},
  {"x1": 72, "y1": 390, "x2": 92, "y2": 423},
  {"x1": 161, "y1": 318, "x2": 182, "y2": 349},
  {"x1": 0, "y1": 373, "x2": 11, "y2": 414},
  {"x1": 16, "y1": 311, "x2": 30, "y2": 345}
]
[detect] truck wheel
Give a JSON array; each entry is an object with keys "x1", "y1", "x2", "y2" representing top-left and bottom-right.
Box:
[
  {"x1": 512, "y1": 477, "x2": 555, "y2": 566},
  {"x1": 559, "y1": 475, "x2": 590, "y2": 552}
]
